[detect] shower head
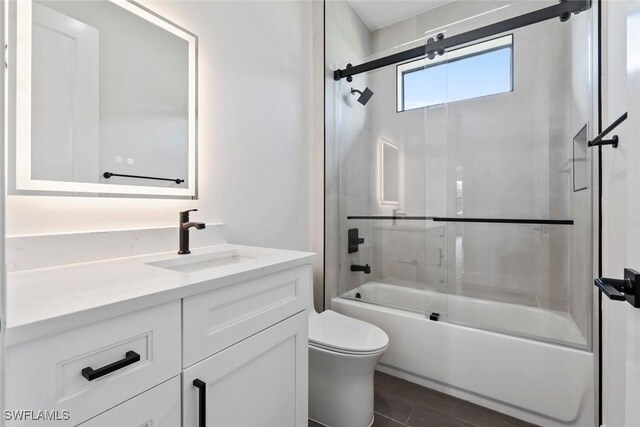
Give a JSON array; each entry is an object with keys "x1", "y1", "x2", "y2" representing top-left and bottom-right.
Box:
[{"x1": 351, "y1": 87, "x2": 374, "y2": 106}]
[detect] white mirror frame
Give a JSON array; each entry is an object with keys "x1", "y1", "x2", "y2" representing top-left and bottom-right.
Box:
[
  {"x1": 11, "y1": 0, "x2": 197, "y2": 197},
  {"x1": 380, "y1": 138, "x2": 400, "y2": 205}
]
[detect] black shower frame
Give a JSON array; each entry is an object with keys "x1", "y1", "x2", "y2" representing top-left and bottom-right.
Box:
[
  {"x1": 596, "y1": 0, "x2": 603, "y2": 424},
  {"x1": 333, "y1": 0, "x2": 590, "y2": 81}
]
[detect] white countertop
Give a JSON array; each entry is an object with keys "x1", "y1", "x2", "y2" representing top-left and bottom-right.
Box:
[{"x1": 6, "y1": 244, "x2": 316, "y2": 346}]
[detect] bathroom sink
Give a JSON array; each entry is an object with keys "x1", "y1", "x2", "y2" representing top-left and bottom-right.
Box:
[{"x1": 147, "y1": 249, "x2": 259, "y2": 273}]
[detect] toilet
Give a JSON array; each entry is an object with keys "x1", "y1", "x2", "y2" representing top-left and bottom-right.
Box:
[{"x1": 308, "y1": 303, "x2": 389, "y2": 427}]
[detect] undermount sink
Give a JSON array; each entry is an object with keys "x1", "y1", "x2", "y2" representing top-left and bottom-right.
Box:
[{"x1": 147, "y1": 249, "x2": 259, "y2": 273}]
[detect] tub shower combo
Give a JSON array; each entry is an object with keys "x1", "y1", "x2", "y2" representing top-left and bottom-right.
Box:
[{"x1": 327, "y1": 1, "x2": 595, "y2": 426}]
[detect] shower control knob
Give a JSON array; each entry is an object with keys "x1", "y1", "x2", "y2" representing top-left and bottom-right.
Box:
[{"x1": 348, "y1": 228, "x2": 365, "y2": 254}]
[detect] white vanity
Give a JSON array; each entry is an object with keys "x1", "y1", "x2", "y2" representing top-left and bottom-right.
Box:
[{"x1": 6, "y1": 244, "x2": 315, "y2": 426}]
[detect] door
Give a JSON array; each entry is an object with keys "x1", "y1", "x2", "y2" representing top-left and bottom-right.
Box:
[
  {"x1": 182, "y1": 312, "x2": 308, "y2": 427},
  {"x1": 601, "y1": 1, "x2": 640, "y2": 426}
]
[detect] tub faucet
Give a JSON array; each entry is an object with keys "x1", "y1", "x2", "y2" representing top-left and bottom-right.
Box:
[
  {"x1": 178, "y1": 209, "x2": 206, "y2": 254},
  {"x1": 351, "y1": 264, "x2": 371, "y2": 274}
]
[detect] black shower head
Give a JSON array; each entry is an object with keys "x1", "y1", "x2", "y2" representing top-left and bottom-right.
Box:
[{"x1": 351, "y1": 87, "x2": 374, "y2": 106}]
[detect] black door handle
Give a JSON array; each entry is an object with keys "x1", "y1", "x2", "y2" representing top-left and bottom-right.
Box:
[
  {"x1": 594, "y1": 277, "x2": 627, "y2": 301},
  {"x1": 193, "y1": 378, "x2": 206, "y2": 427},
  {"x1": 595, "y1": 268, "x2": 640, "y2": 308},
  {"x1": 81, "y1": 350, "x2": 141, "y2": 381}
]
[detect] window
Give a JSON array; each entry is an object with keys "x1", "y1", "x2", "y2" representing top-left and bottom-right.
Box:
[{"x1": 397, "y1": 35, "x2": 513, "y2": 112}]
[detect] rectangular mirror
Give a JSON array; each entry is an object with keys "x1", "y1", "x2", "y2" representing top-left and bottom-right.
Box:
[
  {"x1": 380, "y1": 138, "x2": 399, "y2": 205},
  {"x1": 9, "y1": 0, "x2": 197, "y2": 197}
]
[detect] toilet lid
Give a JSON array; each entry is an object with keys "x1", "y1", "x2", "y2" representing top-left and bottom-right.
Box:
[{"x1": 309, "y1": 310, "x2": 389, "y2": 354}]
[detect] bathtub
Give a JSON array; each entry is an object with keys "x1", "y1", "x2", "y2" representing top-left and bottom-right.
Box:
[{"x1": 333, "y1": 282, "x2": 595, "y2": 427}]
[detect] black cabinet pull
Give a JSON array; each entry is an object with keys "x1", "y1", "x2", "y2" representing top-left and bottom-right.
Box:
[
  {"x1": 81, "y1": 351, "x2": 141, "y2": 381},
  {"x1": 193, "y1": 379, "x2": 206, "y2": 427}
]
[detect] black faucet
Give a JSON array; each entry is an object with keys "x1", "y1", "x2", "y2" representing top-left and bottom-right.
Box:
[
  {"x1": 351, "y1": 264, "x2": 371, "y2": 274},
  {"x1": 178, "y1": 209, "x2": 206, "y2": 254}
]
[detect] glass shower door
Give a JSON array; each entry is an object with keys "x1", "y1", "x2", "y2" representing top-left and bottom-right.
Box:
[
  {"x1": 337, "y1": 48, "x2": 448, "y2": 317},
  {"x1": 432, "y1": 10, "x2": 592, "y2": 349}
]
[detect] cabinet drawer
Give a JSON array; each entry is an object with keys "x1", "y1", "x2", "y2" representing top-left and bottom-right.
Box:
[
  {"x1": 183, "y1": 265, "x2": 311, "y2": 367},
  {"x1": 79, "y1": 376, "x2": 180, "y2": 427},
  {"x1": 6, "y1": 301, "x2": 181, "y2": 426}
]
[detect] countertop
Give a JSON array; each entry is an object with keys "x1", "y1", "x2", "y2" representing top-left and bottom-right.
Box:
[{"x1": 6, "y1": 244, "x2": 316, "y2": 346}]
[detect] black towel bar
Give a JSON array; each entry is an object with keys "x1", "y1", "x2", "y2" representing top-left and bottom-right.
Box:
[
  {"x1": 103, "y1": 172, "x2": 184, "y2": 184},
  {"x1": 346, "y1": 216, "x2": 574, "y2": 225},
  {"x1": 588, "y1": 112, "x2": 628, "y2": 148}
]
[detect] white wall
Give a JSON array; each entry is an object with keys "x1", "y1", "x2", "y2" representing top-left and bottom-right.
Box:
[
  {"x1": 312, "y1": 0, "x2": 325, "y2": 313},
  {"x1": 0, "y1": 0, "x2": 6, "y2": 415},
  {"x1": 7, "y1": 1, "x2": 315, "y2": 255},
  {"x1": 600, "y1": 2, "x2": 639, "y2": 426}
]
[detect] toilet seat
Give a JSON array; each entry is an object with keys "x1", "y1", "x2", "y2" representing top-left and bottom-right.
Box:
[{"x1": 309, "y1": 310, "x2": 389, "y2": 355}]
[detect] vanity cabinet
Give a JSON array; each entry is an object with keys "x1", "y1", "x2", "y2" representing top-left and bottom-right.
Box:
[
  {"x1": 6, "y1": 261, "x2": 312, "y2": 427},
  {"x1": 183, "y1": 311, "x2": 308, "y2": 427}
]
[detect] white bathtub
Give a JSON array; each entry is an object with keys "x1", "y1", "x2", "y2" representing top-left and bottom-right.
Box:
[
  {"x1": 342, "y1": 282, "x2": 588, "y2": 347},
  {"x1": 333, "y1": 282, "x2": 595, "y2": 427}
]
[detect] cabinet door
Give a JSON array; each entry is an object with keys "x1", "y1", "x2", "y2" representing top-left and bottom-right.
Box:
[
  {"x1": 183, "y1": 311, "x2": 308, "y2": 427},
  {"x1": 79, "y1": 376, "x2": 180, "y2": 427}
]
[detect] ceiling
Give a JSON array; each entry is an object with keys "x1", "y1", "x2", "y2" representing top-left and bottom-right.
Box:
[{"x1": 347, "y1": 0, "x2": 455, "y2": 31}]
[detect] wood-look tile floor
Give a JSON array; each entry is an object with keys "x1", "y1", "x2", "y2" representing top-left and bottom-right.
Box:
[{"x1": 309, "y1": 372, "x2": 537, "y2": 427}]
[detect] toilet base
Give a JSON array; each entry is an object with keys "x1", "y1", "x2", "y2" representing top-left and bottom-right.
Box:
[
  {"x1": 308, "y1": 344, "x2": 385, "y2": 427},
  {"x1": 309, "y1": 415, "x2": 374, "y2": 427}
]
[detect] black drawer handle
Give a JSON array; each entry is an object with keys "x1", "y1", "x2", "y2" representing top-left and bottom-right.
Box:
[
  {"x1": 193, "y1": 378, "x2": 206, "y2": 427},
  {"x1": 81, "y1": 351, "x2": 141, "y2": 381}
]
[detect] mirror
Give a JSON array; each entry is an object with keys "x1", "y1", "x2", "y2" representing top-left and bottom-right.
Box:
[
  {"x1": 10, "y1": 0, "x2": 197, "y2": 197},
  {"x1": 380, "y1": 138, "x2": 399, "y2": 205}
]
